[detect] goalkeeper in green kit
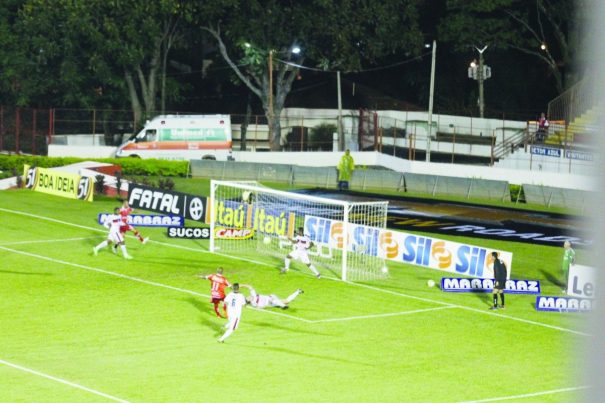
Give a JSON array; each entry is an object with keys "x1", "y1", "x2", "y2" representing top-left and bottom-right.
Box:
[{"x1": 561, "y1": 240, "x2": 576, "y2": 293}]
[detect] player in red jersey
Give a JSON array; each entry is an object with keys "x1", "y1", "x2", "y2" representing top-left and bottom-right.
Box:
[
  {"x1": 118, "y1": 201, "x2": 148, "y2": 244},
  {"x1": 198, "y1": 267, "x2": 231, "y2": 318}
]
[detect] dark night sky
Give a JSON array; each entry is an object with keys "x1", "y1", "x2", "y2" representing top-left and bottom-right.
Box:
[{"x1": 174, "y1": 1, "x2": 560, "y2": 122}]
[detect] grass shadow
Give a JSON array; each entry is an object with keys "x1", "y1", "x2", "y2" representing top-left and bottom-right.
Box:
[
  {"x1": 0, "y1": 269, "x2": 52, "y2": 276},
  {"x1": 183, "y1": 297, "x2": 225, "y2": 335},
  {"x1": 245, "y1": 320, "x2": 331, "y2": 337},
  {"x1": 539, "y1": 269, "x2": 564, "y2": 288},
  {"x1": 239, "y1": 343, "x2": 373, "y2": 367}
]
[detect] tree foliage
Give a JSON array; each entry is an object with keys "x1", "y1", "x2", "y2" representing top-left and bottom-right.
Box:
[
  {"x1": 195, "y1": 0, "x2": 423, "y2": 150},
  {"x1": 439, "y1": 0, "x2": 587, "y2": 92},
  {"x1": 3, "y1": 0, "x2": 186, "y2": 125}
]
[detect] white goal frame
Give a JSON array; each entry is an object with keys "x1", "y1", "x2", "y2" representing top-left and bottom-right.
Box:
[{"x1": 209, "y1": 180, "x2": 388, "y2": 281}]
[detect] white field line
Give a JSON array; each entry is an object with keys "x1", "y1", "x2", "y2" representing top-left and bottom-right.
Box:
[
  {"x1": 335, "y1": 279, "x2": 591, "y2": 337},
  {"x1": 458, "y1": 385, "x2": 590, "y2": 402},
  {"x1": 0, "y1": 207, "x2": 591, "y2": 336},
  {"x1": 0, "y1": 236, "x2": 96, "y2": 246},
  {"x1": 0, "y1": 358, "x2": 130, "y2": 403},
  {"x1": 309, "y1": 306, "x2": 455, "y2": 323},
  {"x1": 0, "y1": 245, "x2": 311, "y2": 324}
]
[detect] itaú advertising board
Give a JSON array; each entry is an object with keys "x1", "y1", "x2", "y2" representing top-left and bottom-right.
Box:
[{"x1": 304, "y1": 215, "x2": 512, "y2": 278}]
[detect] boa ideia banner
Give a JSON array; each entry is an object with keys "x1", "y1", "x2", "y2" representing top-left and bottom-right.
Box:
[
  {"x1": 304, "y1": 215, "x2": 513, "y2": 278},
  {"x1": 23, "y1": 164, "x2": 93, "y2": 202}
]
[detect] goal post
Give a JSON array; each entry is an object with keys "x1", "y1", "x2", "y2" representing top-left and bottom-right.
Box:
[{"x1": 209, "y1": 180, "x2": 388, "y2": 281}]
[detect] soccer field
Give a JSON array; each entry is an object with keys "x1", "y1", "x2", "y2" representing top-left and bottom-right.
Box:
[{"x1": 0, "y1": 189, "x2": 589, "y2": 402}]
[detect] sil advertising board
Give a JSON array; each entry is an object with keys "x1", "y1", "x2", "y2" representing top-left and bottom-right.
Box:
[
  {"x1": 303, "y1": 215, "x2": 513, "y2": 279},
  {"x1": 23, "y1": 164, "x2": 93, "y2": 202}
]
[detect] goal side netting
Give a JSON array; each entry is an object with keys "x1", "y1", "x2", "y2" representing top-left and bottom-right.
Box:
[{"x1": 209, "y1": 180, "x2": 388, "y2": 281}]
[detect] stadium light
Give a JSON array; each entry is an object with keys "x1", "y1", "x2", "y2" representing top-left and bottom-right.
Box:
[{"x1": 540, "y1": 43, "x2": 547, "y2": 51}]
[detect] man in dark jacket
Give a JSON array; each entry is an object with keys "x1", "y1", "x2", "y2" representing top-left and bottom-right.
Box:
[{"x1": 490, "y1": 251, "x2": 508, "y2": 310}]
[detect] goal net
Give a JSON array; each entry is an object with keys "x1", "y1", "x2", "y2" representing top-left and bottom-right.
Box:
[{"x1": 209, "y1": 180, "x2": 388, "y2": 281}]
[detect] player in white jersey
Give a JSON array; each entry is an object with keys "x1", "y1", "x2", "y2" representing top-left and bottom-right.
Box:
[
  {"x1": 282, "y1": 227, "x2": 320, "y2": 278},
  {"x1": 92, "y1": 207, "x2": 133, "y2": 259},
  {"x1": 240, "y1": 284, "x2": 303, "y2": 309},
  {"x1": 218, "y1": 283, "x2": 247, "y2": 343}
]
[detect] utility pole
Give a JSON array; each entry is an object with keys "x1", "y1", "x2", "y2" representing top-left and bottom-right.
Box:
[
  {"x1": 337, "y1": 71, "x2": 344, "y2": 151},
  {"x1": 268, "y1": 50, "x2": 273, "y2": 121},
  {"x1": 426, "y1": 40, "x2": 436, "y2": 162}
]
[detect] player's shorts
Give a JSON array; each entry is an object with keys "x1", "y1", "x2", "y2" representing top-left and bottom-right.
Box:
[
  {"x1": 107, "y1": 230, "x2": 124, "y2": 244},
  {"x1": 120, "y1": 224, "x2": 135, "y2": 233},
  {"x1": 289, "y1": 248, "x2": 311, "y2": 265},
  {"x1": 211, "y1": 297, "x2": 225, "y2": 304},
  {"x1": 493, "y1": 280, "x2": 506, "y2": 290}
]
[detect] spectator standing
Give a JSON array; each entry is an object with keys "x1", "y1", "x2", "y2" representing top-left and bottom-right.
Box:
[
  {"x1": 337, "y1": 149, "x2": 355, "y2": 190},
  {"x1": 536, "y1": 112, "x2": 550, "y2": 142}
]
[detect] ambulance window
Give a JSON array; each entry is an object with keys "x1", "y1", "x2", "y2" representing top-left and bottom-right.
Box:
[{"x1": 145, "y1": 129, "x2": 157, "y2": 142}]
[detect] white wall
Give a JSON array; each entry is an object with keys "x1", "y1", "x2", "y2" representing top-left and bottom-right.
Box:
[
  {"x1": 233, "y1": 150, "x2": 596, "y2": 191},
  {"x1": 48, "y1": 145, "x2": 116, "y2": 158}
]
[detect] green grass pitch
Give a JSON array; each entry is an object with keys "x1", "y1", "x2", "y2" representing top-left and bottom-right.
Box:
[{"x1": 0, "y1": 189, "x2": 589, "y2": 402}]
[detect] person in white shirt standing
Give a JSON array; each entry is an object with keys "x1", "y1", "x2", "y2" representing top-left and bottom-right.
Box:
[
  {"x1": 218, "y1": 283, "x2": 247, "y2": 343},
  {"x1": 240, "y1": 284, "x2": 303, "y2": 310},
  {"x1": 281, "y1": 227, "x2": 321, "y2": 278},
  {"x1": 93, "y1": 207, "x2": 132, "y2": 259}
]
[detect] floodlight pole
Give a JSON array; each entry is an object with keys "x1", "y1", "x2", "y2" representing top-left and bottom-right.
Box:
[{"x1": 476, "y1": 46, "x2": 487, "y2": 118}]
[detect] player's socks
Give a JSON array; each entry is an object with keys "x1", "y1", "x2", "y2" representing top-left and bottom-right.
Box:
[
  {"x1": 92, "y1": 246, "x2": 98, "y2": 256},
  {"x1": 120, "y1": 245, "x2": 132, "y2": 259},
  {"x1": 111, "y1": 245, "x2": 118, "y2": 254},
  {"x1": 96, "y1": 241, "x2": 108, "y2": 250},
  {"x1": 308, "y1": 264, "x2": 320, "y2": 277},
  {"x1": 492, "y1": 294, "x2": 498, "y2": 307},
  {"x1": 284, "y1": 258, "x2": 291, "y2": 270},
  {"x1": 219, "y1": 327, "x2": 233, "y2": 342},
  {"x1": 285, "y1": 289, "x2": 302, "y2": 303},
  {"x1": 213, "y1": 303, "x2": 222, "y2": 318},
  {"x1": 500, "y1": 293, "x2": 505, "y2": 307}
]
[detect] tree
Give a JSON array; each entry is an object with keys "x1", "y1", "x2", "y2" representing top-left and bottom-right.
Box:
[
  {"x1": 439, "y1": 0, "x2": 588, "y2": 94},
  {"x1": 11, "y1": 0, "x2": 186, "y2": 126},
  {"x1": 196, "y1": 0, "x2": 423, "y2": 150}
]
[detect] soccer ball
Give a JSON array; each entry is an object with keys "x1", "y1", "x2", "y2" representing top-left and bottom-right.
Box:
[
  {"x1": 263, "y1": 236, "x2": 272, "y2": 245},
  {"x1": 242, "y1": 191, "x2": 252, "y2": 203},
  {"x1": 427, "y1": 279, "x2": 436, "y2": 288},
  {"x1": 381, "y1": 266, "x2": 389, "y2": 274}
]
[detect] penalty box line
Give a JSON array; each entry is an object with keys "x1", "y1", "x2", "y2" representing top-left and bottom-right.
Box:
[
  {"x1": 0, "y1": 358, "x2": 130, "y2": 403},
  {"x1": 458, "y1": 385, "x2": 591, "y2": 402},
  {"x1": 0, "y1": 236, "x2": 97, "y2": 246},
  {"x1": 0, "y1": 207, "x2": 592, "y2": 335},
  {"x1": 308, "y1": 306, "x2": 455, "y2": 323},
  {"x1": 0, "y1": 244, "x2": 442, "y2": 324},
  {"x1": 0, "y1": 245, "x2": 310, "y2": 324}
]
